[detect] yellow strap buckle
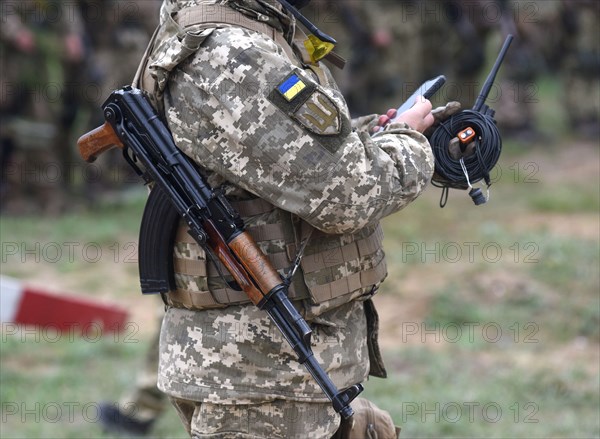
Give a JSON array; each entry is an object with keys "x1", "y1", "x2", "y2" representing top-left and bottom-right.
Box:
[{"x1": 304, "y1": 34, "x2": 335, "y2": 64}]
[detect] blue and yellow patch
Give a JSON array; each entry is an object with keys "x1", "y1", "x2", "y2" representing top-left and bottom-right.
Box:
[{"x1": 277, "y1": 74, "x2": 306, "y2": 102}]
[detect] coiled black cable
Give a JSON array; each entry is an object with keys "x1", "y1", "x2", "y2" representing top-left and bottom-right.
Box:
[{"x1": 430, "y1": 109, "x2": 502, "y2": 190}]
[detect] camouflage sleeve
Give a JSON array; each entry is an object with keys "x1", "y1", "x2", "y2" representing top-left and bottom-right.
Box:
[
  {"x1": 351, "y1": 114, "x2": 379, "y2": 132},
  {"x1": 165, "y1": 27, "x2": 434, "y2": 235}
]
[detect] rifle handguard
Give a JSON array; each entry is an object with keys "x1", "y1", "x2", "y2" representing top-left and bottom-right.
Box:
[{"x1": 228, "y1": 232, "x2": 283, "y2": 303}]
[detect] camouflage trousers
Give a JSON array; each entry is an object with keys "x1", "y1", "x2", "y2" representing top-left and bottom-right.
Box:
[{"x1": 170, "y1": 396, "x2": 340, "y2": 439}]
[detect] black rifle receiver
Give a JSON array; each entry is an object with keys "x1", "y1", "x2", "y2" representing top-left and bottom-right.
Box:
[{"x1": 82, "y1": 86, "x2": 363, "y2": 419}]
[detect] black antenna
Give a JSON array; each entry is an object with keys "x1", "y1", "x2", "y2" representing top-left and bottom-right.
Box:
[
  {"x1": 473, "y1": 35, "x2": 514, "y2": 112},
  {"x1": 276, "y1": 0, "x2": 337, "y2": 44}
]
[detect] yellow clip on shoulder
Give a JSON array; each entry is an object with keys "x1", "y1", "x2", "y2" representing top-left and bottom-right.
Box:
[{"x1": 304, "y1": 34, "x2": 335, "y2": 64}]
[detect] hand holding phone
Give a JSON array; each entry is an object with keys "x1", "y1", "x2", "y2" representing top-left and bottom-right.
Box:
[
  {"x1": 372, "y1": 75, "x2": 446, "y2": 134},
  {"x1": 396, "y1": 75, "x2": 446, "y2": 114}
]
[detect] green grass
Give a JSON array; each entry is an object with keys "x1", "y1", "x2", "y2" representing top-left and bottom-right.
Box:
[
  {"x1": 4, "y1": 149, "x2": 596, "y2": 438},
  {"x1": 527, "y1": 185, "x2": 600, "y2": 213},
  {"x1": 1, "y1": 188, "x2": 147, "y2": 243},
  {"x1": 363, "y1": 345, "x2": 599, "y2": 437},
  {"x1": 1, "y1": 334, "x2": 186, "y2": 438}
]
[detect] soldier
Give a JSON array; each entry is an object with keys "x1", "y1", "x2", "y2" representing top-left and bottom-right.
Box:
[
  {"x1": 98, "y1": 325, "x2": 166, "y2": 436},
  {"x1": 75, "y1": 2, "x2": 169, "y2": 436},
  {"x1": 128, "y1": 0, "x2": 457, "y2": 437},
  {"x1": 79, "y1": 0, "x2": 161, "y2": 101},
  {"x1": 375, "y1": 0, "x2": 461, "y2": 110},
  {"x1": 0, "y1": 8, "x2": 34, "y2": 207},
  {"x1": 560, "y1": 0, "x2": 600, "y2": 139},
  {"x1": 442, "y1": 0, "x2": 567, "y2": 142},
  {"x1": 495, "y1": 0, "x2": 559, "y2": 140},
  {"x1": 0, "y1": 0, "x2": 86, "y2": 213}
]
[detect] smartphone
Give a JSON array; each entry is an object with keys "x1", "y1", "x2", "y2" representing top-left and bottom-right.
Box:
[{"x1": 396, "y1": 75, "x2": 447, "y2": 114}]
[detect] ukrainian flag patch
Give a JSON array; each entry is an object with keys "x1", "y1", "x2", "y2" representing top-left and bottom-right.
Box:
[{"x1": 277, "y1": 74, "x2": 306, "y2": 102}]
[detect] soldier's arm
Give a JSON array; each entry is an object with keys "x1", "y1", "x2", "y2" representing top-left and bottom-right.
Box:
[{"x1": 163, "y1": 28, "x2": 434, "y2": 234}]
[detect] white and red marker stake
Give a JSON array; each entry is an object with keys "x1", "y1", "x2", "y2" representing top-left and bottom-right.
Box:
[{"x1": 1, "y1": 276, "x2": 128, "y2": 334}]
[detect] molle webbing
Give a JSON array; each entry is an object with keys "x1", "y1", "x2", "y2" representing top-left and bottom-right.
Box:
[
  {"x1": 169, "y1": 198, "x2": 305, "y2": 311},
  {"x1": 294, "y1": 226, "x2": 387, "y2": 304},
  {"x1": 169, "y1": 198, "x2": 387, "y2": 311},
  {"x1": 157, "y1": 4, "x2": 386, "y2": 311}
]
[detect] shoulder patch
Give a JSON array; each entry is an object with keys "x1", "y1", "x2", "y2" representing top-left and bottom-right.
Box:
[
  {"x1": 277, "y1": 74, "x2": 306, "y2": 102},
  {"x1": 268, "y1": 69, "x2": 351, "y2": 154},
  {"x1": 268, "y1": 70, "x2": 316, "y2": 114},
  {"x1": 268, "y1": 69, "x2": 343, "y2": 136},
  {"x1": 292, "y1": 91, "x2": 340, "y2": 136}
]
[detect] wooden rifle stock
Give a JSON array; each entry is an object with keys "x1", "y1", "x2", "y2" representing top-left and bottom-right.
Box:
[{"x1": 77, "y1": 121, "x2": 124, "y2": 163}]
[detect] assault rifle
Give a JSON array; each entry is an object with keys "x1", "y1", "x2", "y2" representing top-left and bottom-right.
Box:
[{"x1": 77, "y1": 86, "x2": 363, "y2": 419}]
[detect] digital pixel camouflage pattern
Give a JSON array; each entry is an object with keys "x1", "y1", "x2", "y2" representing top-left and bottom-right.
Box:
[
  {"x1": 159, "y1": 301, "x2": 369, "y2": 402},
  {"x1": 163, "y1": 24, "x2": 432, "y2": 234},
  {"x1": 142, "y1": 0, "x2": 434, "y2": 437},
  {"x1": 170, "y1": 396, "x2": 339, "y2": 438}
]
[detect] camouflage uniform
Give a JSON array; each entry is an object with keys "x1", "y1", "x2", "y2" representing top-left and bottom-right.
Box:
[
  {"x1": 139, "y1": 0, "x2": 433, "y2": 437},
  {"x1": 302, "y1": 0, "x2": 432, "y2": 116},
  {"x1": 116, "y1": 311, "x2": 168, "y2": 424},
  {"x1": 0, "y1": 7, "x2": 29, "y2": 205},
  {"x1": 80, "y1": 0, "x2": 162, "y2": 101},
  {"x1": 83, "y1": 2, "x2": 168, "y2": 429},
  {"x1": 444, "y1": 0, "x2": 573, "y2": 139},
  {"x1": 377, "y1": 0, "x2": 459, "y2": 110},
  {"x1": 495, "y1": 0, "x2": 559, "y2": 138}
]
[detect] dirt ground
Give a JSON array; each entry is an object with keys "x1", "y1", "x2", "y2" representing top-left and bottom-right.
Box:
[
  {"x1": 377, "y1": 140, "x2": 598, "y2": 326},
  {"x1": 372, "y1": 140, "x2": 599, "y2": 377}
]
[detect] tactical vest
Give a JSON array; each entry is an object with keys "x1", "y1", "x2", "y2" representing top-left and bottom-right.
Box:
[{"x1": 133, "y1": 2, "x2": 388, "y2": 317}]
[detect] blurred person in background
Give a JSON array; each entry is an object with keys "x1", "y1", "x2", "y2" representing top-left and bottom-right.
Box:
[
  {"x1": 0, "y1": 0, "x2": 86, "y2": 213},
  {"x1": 560, "y1": 0, "x2": 599, "y2": 139},
  {"x1": 0, "y1": 0, "x2": 161, "y2": 214},
  {"x1": 75, "y1": 0, "x2": 161, "y2": 200},
  {"x1": 303, "y1": 0, "x2": 397, "y2": 116},
  {"x1": 424, "y1": 0, "x2": 599, "y2": 142},
  {"x1": 72, "y1": 1, "x2": 170, "y2": 436},
  {"x1": 98, "y1": 328, "x2": 168, "y2": 436}
]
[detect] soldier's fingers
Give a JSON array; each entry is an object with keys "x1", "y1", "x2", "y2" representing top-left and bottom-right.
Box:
[
  {"x1": 411, "y1": 96, "x2": 433, "y2": 117},
  {"x1": 424, "y1": 113, "x2": 435, "y2": 130},
  {"x1": 431, "y1": 101, "x2": 462, "y2": 120}
]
